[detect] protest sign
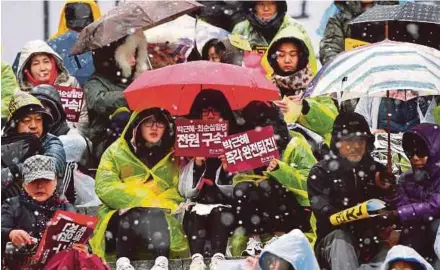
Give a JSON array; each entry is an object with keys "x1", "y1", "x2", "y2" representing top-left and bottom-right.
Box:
[
  {"x1": 175, "y1": 119, "x2": 229, "y2": 157},
  {"x1": 55, "y1": 86, "x2": 85, "y2": 122},
  {"x1": 32, "y1": 210, "x2": 98, "y2": 266},
  {"x1": 330, "y1": 199, "x2": 387, "y2": 226},
  {"x1": 222, "y1": 126, "x2": 280, "y2": 173}
]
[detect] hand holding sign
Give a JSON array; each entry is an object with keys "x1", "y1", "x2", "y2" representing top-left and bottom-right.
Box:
[{"x1": 221, "y1": 126, "x2": 280, "y2": 173}]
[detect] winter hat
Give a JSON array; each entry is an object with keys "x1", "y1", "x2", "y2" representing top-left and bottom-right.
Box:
[
  {"x1": 30, "y1": 84, "x2": 66, "y2": 126},
  {"x1": 4, "y1": 91, "x2": 53, "y2": 135},
  {"x1": 22, "y1": 155, "x2": 56, "y2": 183},
  {"x1": 331, "y1": 112, "x2": 374, "y2": 152}
]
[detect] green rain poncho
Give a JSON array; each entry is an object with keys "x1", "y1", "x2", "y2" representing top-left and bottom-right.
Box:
[
  {"x1": 230, "y1": 131, "x2": 318, "y2": 255},
  {"x1": 90, "y1": 110, "x2": 188, "y2": 260}
]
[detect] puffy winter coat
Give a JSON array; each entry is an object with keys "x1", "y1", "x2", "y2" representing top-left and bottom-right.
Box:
[
  {"x1": 2, "y1": 92, "x2": 66, "y2": 196},
  {"x1": 16, "y1": 40, "x2": 88, "y2": 135},
  {"x1": 89, "y1": 109, "x2": 187, "y2": 260},
  {"x1": 319, "y1": 1, "x2": 397, "y2": 65},
  {"x1": 395, "y1": 123, "x2": 440, "y2": 224},
  {"x1": 307, "y1": 112, "x2": 389, "y2": 245}
]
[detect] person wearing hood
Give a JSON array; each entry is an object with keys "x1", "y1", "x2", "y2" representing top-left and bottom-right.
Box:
[
  {"x1": 48, "y1": 0, "x2": 101, "y2": 86},
  {"x1": 30, "y1": 84, "x2": 94, "y2": 204},
  {"x1": 84, "y1": 30, "x2": 149, "y2": 162},
  {"x1": 380, "y1": 245, "x2": 435, "y2": 270},
  {"x1": 387, "y1": 123, "x2": 440, "y2": 261},
  {"x1": 263, "y1": 27, "x2": 338, "y2": 149},
  {"x1": 178, "y1": 90, "x2": 238, "y2": 270},
  {"x1": 1, "y1": 155, "x2": 77, "y2": 269},
  {"x1": 90, "y1": 108, "x2": 187, "y2": 270},
  {"x1": 232, "y1": 1, "x2": 317, "y2": 74},
  {"x1": 244, "y1": 229, "x2": 320, "y2": 270},
  {"x1": 319, "y1": 0, "x2": 397, "y2": 65},
  {"x1": 307, "y1": 112, "x2": 398, "y2": 270},
  {"x1": 2, "y1": 92, "x2": 66, "y2": 202},
  {"x1": 230, "y1": 100, "x2": 316, "y2": 257},
  {"x1": 16, "y1": 40, "x2": 89, "y2": 136}
]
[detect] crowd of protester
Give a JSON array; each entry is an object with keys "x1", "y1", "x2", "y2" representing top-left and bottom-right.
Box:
[{"x1": 1, "y1": 1, "x2": 439, "y2": 270}]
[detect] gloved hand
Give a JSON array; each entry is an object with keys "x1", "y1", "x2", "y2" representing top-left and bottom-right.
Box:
[
  {"x1": 378, "y1": 209, "x2": 400, "y2": 223},
  {"x1": 375, "y1": 170, "x2": 396, "y2": 193}
]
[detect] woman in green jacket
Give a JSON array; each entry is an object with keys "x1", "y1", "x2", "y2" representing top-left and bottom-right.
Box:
[
  {"x1": 90, "y1": 108, "x2": 187, "y2": 270},
  {"x1": 230, "y1": 101, "x2": 317, "y2": 257}
]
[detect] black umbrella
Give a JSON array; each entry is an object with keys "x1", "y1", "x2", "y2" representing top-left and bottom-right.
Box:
[{"x1": 349, "y1": 2, "x2": 440, "y2": 50}]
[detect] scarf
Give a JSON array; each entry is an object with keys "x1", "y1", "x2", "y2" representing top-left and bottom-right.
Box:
[
  {"x1": 19, "y1": 191, "x2": 66, "y2": 239},
  {"x1": 271, "y1": 64, "x2": 313, "y2": 97},
  {"x1": 24, "y1": 57, "x2": 59, "y2": 86},
  {"x1": 247, "y1": 11, "x2": 285, "y2": 44}
]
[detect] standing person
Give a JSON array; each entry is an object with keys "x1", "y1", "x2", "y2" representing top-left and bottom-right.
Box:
[
  {"x1": 231, "y1": 101, "x2": 316, "y2": 257},
  {"x1": 319, "y1": 1, "x2": 398, "y2": 112},
  {"x1": 201, "y1": 39, "x2": 243, "y2": 65},
  {"x1": 2, "y1": 92, "x2": 66, "y2": 203},
  {"x1": 84, "y1": 30, "x2": 149, "y2": 162},
  {"x1": 307, "y1": 112, "x2": 397, "y2": 270},
  {"x1": 48, "y1": 0, "x2": 101, "y2": 86},
  {"x1": 232, "y1": 1, "x2": 317, "y2": 74},
  {"x1": 391, "y1": 123, "x2": 440, "y2": 261},
  {"x1": 179, "y1": 90, "x2": 238, "y2": 270},
  {"x1": 319, "y1": 0, "x2": 396, "y2": 65},
  {"x1": 15, "y1": 40, "x2": 89, "y2": 136},
  {"x1": 1, "y1": 155, "x2": 76, "y2": 269},
  {"x1": 90, "y1": 108, "x2": 187, "y2": 270}
]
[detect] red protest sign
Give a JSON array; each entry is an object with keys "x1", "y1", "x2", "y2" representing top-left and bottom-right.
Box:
[
  {"x1": 55, "y1": 86, "x2": 85, "y2": 122},
  {"x1": 221, "y1": 126, "x2": 280, "y2": 173},
  {"x1": 32, "y1": 210, "x2": 98, "y2": 266},
  {"x1": 175, "y1": 119, "x2": 229, "y2": 157}
]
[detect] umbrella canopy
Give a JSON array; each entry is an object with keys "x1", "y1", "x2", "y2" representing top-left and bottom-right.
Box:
[
  {"x1": 305, "y1": 40, "x2": 440, "y2": 101},
  {"x1": 349, "y1": 2, "x2": 440, "y2": 49},
  {"x1": 123, "y1": 60, "x2": 280, "y2": 115},
  {"x1": 71, "y1": 1, "x2": 202, "y2": 55}
]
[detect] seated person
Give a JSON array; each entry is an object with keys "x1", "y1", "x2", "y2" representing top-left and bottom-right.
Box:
[
  {"x1": 90, "y1": 108, "x2": 187, "y2": 270},
  {"x1": 1, "y1": 155, "x2": 76, "y2": 269},
  {"x1": 2, "y1": 92, "x2": 66, "y2": 202}
]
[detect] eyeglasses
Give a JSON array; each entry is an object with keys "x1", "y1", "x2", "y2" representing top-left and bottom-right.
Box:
[
  {"x1": 405, "y1": 147, "x2": 429, "y2": 158},
  {"x1": 201, "y1": 109, "x2": 221, "y2": 116},
  {"x1": 142, "y1": 118, "x2": 165, "y2": 128}
]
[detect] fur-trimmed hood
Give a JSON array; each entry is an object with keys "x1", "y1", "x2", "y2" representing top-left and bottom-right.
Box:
[{"x1": 92, "y1": 30, "x2": 149, "y2": 85}]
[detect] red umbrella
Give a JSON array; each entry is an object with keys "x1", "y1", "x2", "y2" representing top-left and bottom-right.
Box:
[{"x1": 123, "y1": 61, "x2": 280, "y2": 115}]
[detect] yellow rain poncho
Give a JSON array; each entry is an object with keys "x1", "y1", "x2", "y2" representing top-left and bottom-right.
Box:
[
  {"x1": 50, "y1": 0, "x2": 101, "y2": 40},
  {"x1": 89, "y1": 109, "x2": 187, "y2": 260}
]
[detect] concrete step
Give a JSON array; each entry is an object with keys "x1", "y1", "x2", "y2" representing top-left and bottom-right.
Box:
[{"x1": 107, "y1": 257, "x2": 245, "y2": 270}]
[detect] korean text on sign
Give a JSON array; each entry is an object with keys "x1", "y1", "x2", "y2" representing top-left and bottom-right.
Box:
[
  {"x1": 221, "y1": 126, "x2": 280, "y2": 173},
  {"x1": 175, "y1": 119, "x2": 229, "y2": 157}
]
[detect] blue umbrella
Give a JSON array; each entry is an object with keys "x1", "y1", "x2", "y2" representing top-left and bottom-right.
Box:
[{"x1": 48, "y1": 30, "x2": 94, "y2": 87}]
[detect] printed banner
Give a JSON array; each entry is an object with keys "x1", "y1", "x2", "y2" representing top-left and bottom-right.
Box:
[
  {"x1": 344, "y1": 38, "x2": 370, "y2": 51},
  {"x1": 221, "y1": 126, "x2": 280, "y2": 173},
  {"x1": 55, "y1": 86, "x2": 85, "y2": 122},
  {"x1": 330, "y1": 199, "x2": 386, "y2": 226},
  {"x1": 175, "y1": 119, "x2": 229, "y2": 157},
  {"x1": 33, "y1": 210, "x2": 98, "y2": 266}
]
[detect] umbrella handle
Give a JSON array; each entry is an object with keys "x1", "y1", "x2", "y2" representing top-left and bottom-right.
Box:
[{"x1": 386, "y1": 90, "x2": 392, "y2": 174}]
